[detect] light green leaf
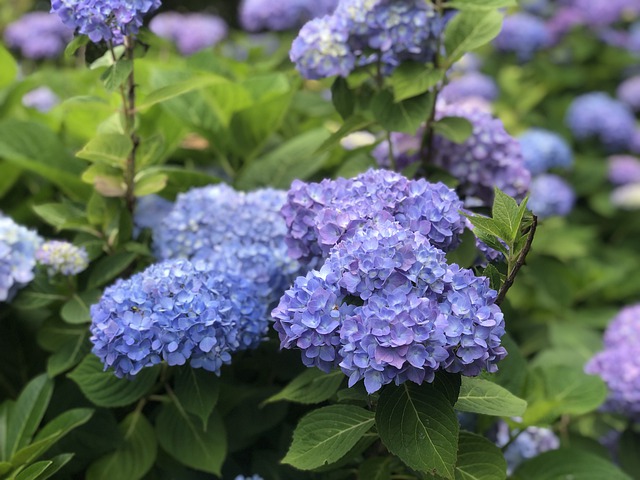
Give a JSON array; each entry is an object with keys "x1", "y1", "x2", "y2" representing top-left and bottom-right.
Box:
[
  {"x1": 68, "y1": 355, "x2": 159, "y2": 408},
  {"x1": 32, "y1": 203, "x2": 86, "y2": 231},
  {"x1": 455, "y1": 377, "x2": 527, "y2": 417},
  {"x1": 174, "y1": 368, "x2": 220, "y2": 430},
  {"x1": 60, "y1": 291, "x2": 102, "y2": 325},
  {"x1": 390, "y1": 63, "x2": 445, "y2": 102},
  {"x1": 316, "y1": 115, "x2": 374, "y2": 154},
  {"x1": 77, "y1": 134, "x2": 133, "y2": 169},
  {"x1": 282, "y1": 405, "x2": 374, "y2": 470},
  {"x1": 13, "y1": 460, "x2": 52, "y2": 480},
  {"x1": 138, "y1": 75, "x2": 228, "y2": 110},
  {"x1": 16, "y1": 453, "x2": 73, "y2": 480},
  {"x1": 432, "y1": 116, "x2": 473, "y2": 144},
  {"x1": 492, "y1": 189, "x2": 527, "y2": 244},
  {"x1": 155, "y1": 403, "x2": 227, "y2": 475},
  {"x1": 514, "y1": 448, "x2": 631, "y2": 480},
  {"x1": 0, "y1": 45, "x2": 18, "y2": 89},
  {"x1": 100, "y1": 59, "x2": 132, "y2": 92},
  {"x1": 133, "y1": 172, "x2": 168, "y2": 196},
  {"x1": 264, "y1": 369, "x2": 344, "y2": 406},
  {"x1": 86, "y1": 412, "x2": 157, "y2": 480},
  {"x1": 64, "y1": 35, "x2": 89, "y2": 58},
  {"x1": 445, "y1": 0, "x2": 516, "y2": 9},
  {"x1": 371, "y1": 90, "x2": 433, "y2": 134},
  {"x1": 444, "y1": 10, "x2": 504, "y2": 65},
  {"x1": 376, "y1": 383, "x2": 459, "y2": 479}
]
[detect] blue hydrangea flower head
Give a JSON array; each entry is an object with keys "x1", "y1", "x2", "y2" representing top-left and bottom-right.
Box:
[
  {"x1": 90, "y1": 259, "x2": 268, "y2": 377},
  {"x1": 519, "y1": 128, "x2": 574, "y2": 175},
  {"x1": 566, "y1": 0, "x2": 640, "y2": 28},
  {"x1": 608, "y1": 155, "x2": 640, "y2": 185},
  {"x1": 281, "y1": 169, "x2": 466, "y2": 264},
  {"x1": 565, "y1": 92, "x2": 636, "y2": 152},
  {"x1": 617, "y1": 75, "x2": 640, "y2": 112},
  {"x1": 51, "y1": 0, "x2": 162, "y2": 43},
  {"x1": 234, "y1": 475, "x2": 264, "y2": 480},
  {"x1": 494, "y1": 13, "x2": 551, "y2": 61},
  {"x1": 240, "y1": 0, "x2": 339, "y2": 32},
  {"x1": 149, "y1": 12, "x2": 228, "y2": 55},
  {"x1": 440, "y1": 72, "x2": 499, "y2": 104},
  {"x1": 0, "y1": 215, "x2": 42, "y2": 302},
  {"x1": 273, "y1": 219, "x2": 506, "y2": 394},
  {"x1": 494, "y1": 420, "x2": 560, "y2": 474},
  {"x1": 153, "y1": 184, "x2": 300, "y2": 303},
  {"x1": 527, "y1": 174, "x2": 575, "y2": 219},
  {"x1": 22, "y1": 87, "x2": 60, "y2": 113},
  {"x1": 36, "y1": 240, "x2": 89, "y2": 276},
  {"x1": 290, "y1": 15, "x2": 355, "y2": 79},
  {"x1": 585, "y1": 304, "x2": 640, "y2": 419},
  {"x1": 4, "y1": 12, "x2": 74, "y2": 59}
]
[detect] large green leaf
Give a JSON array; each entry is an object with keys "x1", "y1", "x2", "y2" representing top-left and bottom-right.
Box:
[
  {"x1": 514, "y1": 448, "x2": 631, "y2": 480},
  {"x1": 389, "y1": 63, "x2": 444, "y2": 102},
  {"x1": 264, "y1": 369, "x2": 344, "y2": 406},
  {"x1": 455, "y1": 377, "x2": 527, "y2": 417},
  {"x1": 454, "y1": 432, "x2": 506, "y2": 480},
  {"x1": 444, "y1": 10, "x2": 504, "y2": 65},
  {"x1": 371, "y1": 90, "x2": 433, "y2": 134},
  {"x1": 0, "y1": 46, "x2": 18, "y2": 89},
  {"x1": 68, "y1": 355, "x2": 159, "y2": 408},
  {"x1": 619, "y1": 428, "x2": 640, "y2": 479},
  {"x1": 138, "y1": 74, "x2": 229, "y2": 110},
  {"x1": 86, "y1": 252, "x2": 137, "y2": 289},
  {"x1": 76, "y1": 134, "x2": 132, "y2": 169},
  {"x1": 155, "y1": 403, "x2": 227, "y2": 475},
  {"x1": 376, "y1": 383, "x2": 459, "y2": 479},
  {"x1": 282, "y1": 405, "x2": 374, "y2": 470},
  {"x1": 86, "y1": 412, "x2": 157, "y2": 480},
  {"x1": 60, "y1": 290, "x2": 102, "y2": 325},
  {"x1": 14, "y1": 453, "x2": 73, "y2": 480},
  {"x1": 174, "y1": 368, "x2": 220, "y2": 430}
]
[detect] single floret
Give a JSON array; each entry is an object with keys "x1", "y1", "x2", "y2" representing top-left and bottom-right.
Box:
[{"x1": 36, "y1": 241, "x2": 88, "y2": 276}]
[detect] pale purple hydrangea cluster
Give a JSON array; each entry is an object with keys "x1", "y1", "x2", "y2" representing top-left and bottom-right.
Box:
[
  {"x1": 527, "y1": 174, "x2": 575, "y2": 219},
  {"x1": 0, "y1": 215, "x2": 41, "y2": 302},
  {"x1": 608, "y1": 155, "x2": 640, "y2": 185},
  {"x1": 90, "y1": 260, "x2": 268, "y2": 377},
  {"x1": 273, "y1": 218, "x2": 506, "y2": 394},
  {"x1": 494, "y1": 13, "x2": 551, "y2": 61},
  {"x1": 440, "y1": 72, "x2": 499, "y2": 104},
  {"x1": 234, "y1": 475, "x2": 263, "y2": 480},
  {"x1": 586, "y1": 304, "x2": 640, "y2": 419},
  {"x1": 494, "y1": 421, "x2": 560, "y2": 474},
  {"x1": 36, "y1": 240, "x2": 89, "y2": 276},
  {"x1": 519, "y1": 129, "x2": 574, "y2": 175},
  {"x1": 565, "y1": 92, "x2": 637, "y2": 152},
  {"x1": 153, "y1": 185, "x2": 300, "y2": 302},
  {"x1": 290, "y1": 0, "x2": 441, "y2": 79},
  {"x1": 617, "y1": 76, "x2": 640, "y2": 112},
  {"x1": 22, "y1": 87, "x2": 60, "y2": 113},
  {"x1": 239, "y1": 0, "x2": 338, "y2": 32},
  {"x1": 51, "y1": 0, "x2": 162, "y2": 43},
  {"x1": 373, "y1": 103, "x2": 531, "y2": 207},
  {"x1": 281, "y1": 169, "x2": 465, "y2": 264},
  {"x1": 4, "y1": 12, "x2": 74, "y2": 59},
  {"x1": 149, "y1": 12, "x2": 228, "y2": 55},
  {"x1": 563, "y1": 0, "x2": 639, "y2": 28}
]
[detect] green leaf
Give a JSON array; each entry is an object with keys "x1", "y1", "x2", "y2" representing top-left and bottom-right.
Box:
[
  {"x1": 444, "y1": 10, "x2": 504, "y2": 65},
  {"x1": 282, "y1": 405, "x2": 374, "y2": 470},
  {"x1": 487, "y1": 333, "x2": 527, "y2": 396},
  {"x1": 389, "y1": 63, "x2": 444, "y2": 102},
  {"x1": 455, "y1": 377, "x2": 527, "y2": 417},
  {"x1": 465, "y1": 214, "x2": 509, "y2": 247},
  {"x1": 371, "y1": 90, "x2": 433, "y2": 134},
  {"x1": 32, "y1": 203, "x2": 86, "y2": 231},
  {"x1": 359, "y1": 457, "x2": 394, "y2": 480},
  {"x1": 0, "y1": 45, "x2": 18, "y2": 89},
  {"x1": 86, "y1": 252, "x2": 137, "y2": 289},
  {"x1": 174, "y1": 368, "x2": 220, "y2": 430},
  {"x1": 146, "y1": 166, "x2": 220, "y2": 198},
  {"x1": 482, "y1": 264, "x2": 504, "y2": 291},
  {"x1": 133, "y1": 171, "x2": 168, "y2": 196},
  {"x1": 433, "y1": 372, "x2": 462, "y2": 406},
  {"x1": 138, "y1": 75, "x2": 229, "y2": 110},
  {"x1": 13, "y1": 461, "x2": 52, "y2": 480},
  {"x1": 64, "y1": 35, "x2": 89, "y2": 58},
  {"x1": 89, "y1": 46, "x2": 124, "y2": 70},
  {"x1": 68, "y1": 355, "x2": 159, "y2": 407},
  {"x1": 331, "y1": 77, "x2": 355, "y2": 119},
  {"x1": 514, "y1": 448, "x2": 631, "y2": 480},
  {"x1": 619, "y1": 428, "x2": 640, "y2": 479},
  {"x1": 155, "y1": 403, "x2": 226, "y2": 475},
  {"x1": 376, "y1": 383, "x2": 459, "y2": 479},
  {"x1": 445, "y1": 0, "x2": 516, "y2": 9},
  {"x1": 60, "y1": 291, "x2": 102, "y2": 325},
  {"x1": 14, "y1": 453, "x2": 73, "y2": 480},
  {"x1": 76, "y1": 134, "x2": 133, "y2": 169},
  {"x1": 4, "y1": 375, "x2": 54, "y2": 460},
  {"x1": 86, "y1": 412, "x2": 157, "y2": 480},
  {"x1": 235, "y1": 128, "x2": 329, "y2": 189},
  {"x1": 432, "y1": 117, "x2": 473, "y2": 144},
  {"x1": 492, "y1": 189, "x2": 527, "y2": 244},
  {"x1": 46, "y1": 329, "x2": 90, "y2": 377},
  {"x1": 264, "y1": 369, "x2": 344, "y2": 406},
  {"x1": 100, "y1": 59, "x2": 133, "y2": 92},
  {"x1": 316, "y1": 115, "x2": 374, "y2": 154},
  {"x1": 455, "y1": 432, "x2": 506, "y2": 480}
]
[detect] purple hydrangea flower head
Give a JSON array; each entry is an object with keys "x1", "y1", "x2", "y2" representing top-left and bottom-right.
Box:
[
  {"x1": 528, "y1": 174, "x2": 575, "y2": 218},
  {"x1": 519, "y1": 128, "x2": 574, "y2": 175},
  {"x1": 566, "y1": 0, "x2": 640, "y2": 28},
  {"x1": 629, "y1": 22, "x2": 640, "y2": 53},
  {"x1": 239, "y1": 0, "x2": 339, "y2": 31},
  {"x1": 630, "y1": 129, "x2": 640, "y2": 154},
  {"x1": 153, "y1": 185, "x2": 300, "y2": 303},
  {"x1": 585, "y1": 304, "x2": 640, "y2": 418},
  {"x1": 90, "y1": 259, "x2": 268, "y2": 377},
  {"x1": 440, "y1": 73, "x2": 499, "y2": 104},
  {"x1": 371, "y1": 132, "x2": 422, "y2": 171},
  {"x1": 133, "y1": 194, "x2": 173, "y2": 237},
  {"x1": 494, "y1": 421, "x2": 560, "y2": 474},
  {"x1": 546, "y1": 7, "x2": 583, "y2": 42},
  {"x1": 149, "y1": 12, "x2": 228, "y2": 55},
  {"x1": 494, "y1": 13, "x2": 551, "y2": 61},
  {"x1": 608, "y1": 155, "x2": 640, "y2": 185},
  {"x1": 281, "y1": 169, "x2": 466, "y2": 263},
  {"x1": 617, "y1": 76, "x2": 640, "y2": 112},
  {"x1": 0, "y1": 215, "x2": 41, "y2": 302},
  {"x1": 450, "y1": 53, "x2": 482, "y2": 75},
  {"x1": 273, "y1": 219, "x2": 506, "y2": 394},
  {"x1": 51, "y1": 0, "x2": 162, "y2": 43},
  {"x1": 36, "y1": 241, "x2": 88, "y2": 276},
  {"x1": 565, "y1": 92, "x2": 637, "y2": 153},
  {"x1": 290, "y1": 15, "x2": 355, "y2": 79},
  {"x1": 22, "y1": 87, "x2": 60, "y2": 113},
  {"x1": 234, "y1": 475, "x2": 264, "y2": 480},
  {"x1": 4, "y1": 12, "x2": 74, "y2": 59}
]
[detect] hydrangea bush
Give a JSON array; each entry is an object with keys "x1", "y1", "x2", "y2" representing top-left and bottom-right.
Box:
[{"x1": 0, "y1": 0, "x2": 638, "y2": 478}]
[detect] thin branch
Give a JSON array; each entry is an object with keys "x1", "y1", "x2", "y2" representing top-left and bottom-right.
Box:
[{"x1": 123, "y1": 35, "x2": 138, "y2": 214}]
